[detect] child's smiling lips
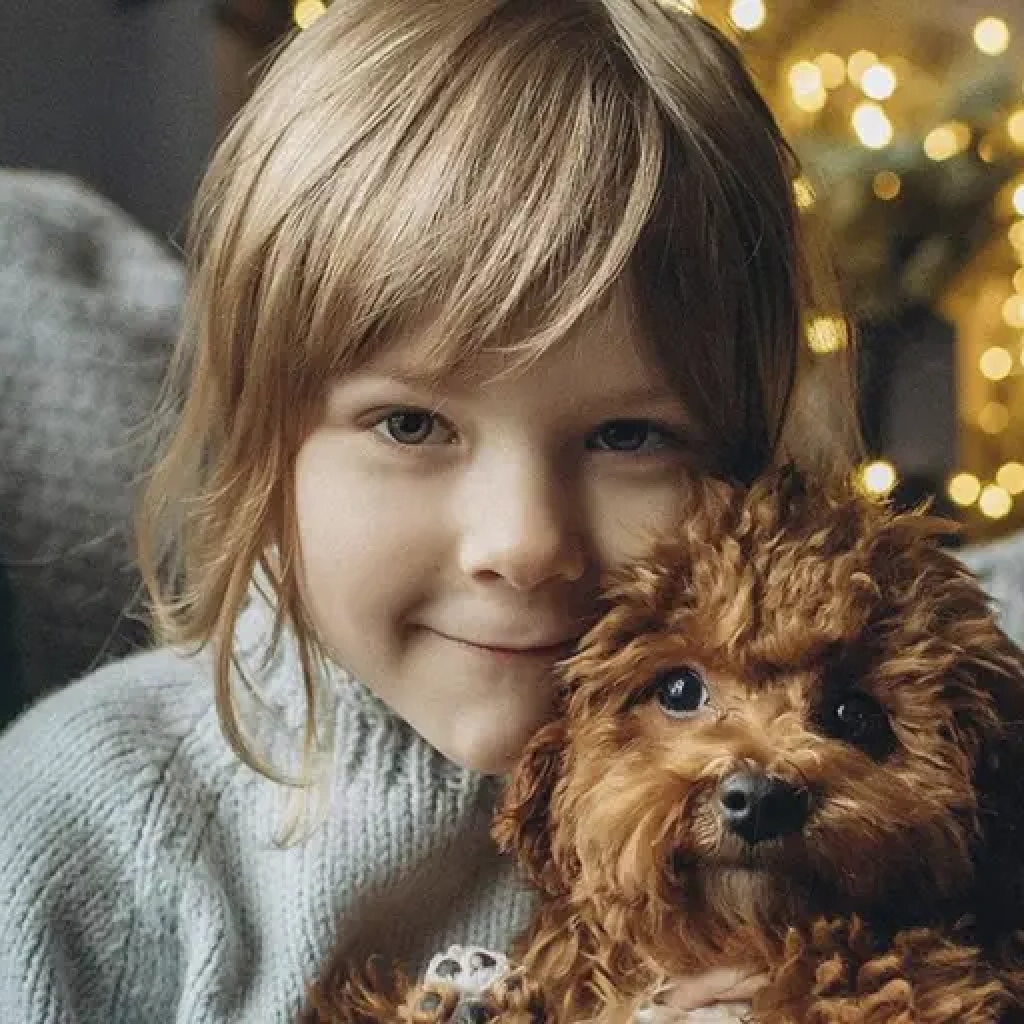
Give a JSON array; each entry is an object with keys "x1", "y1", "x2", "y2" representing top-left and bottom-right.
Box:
[{"x1": 427, "y1": 628, "x2": 580, "y2": 659}]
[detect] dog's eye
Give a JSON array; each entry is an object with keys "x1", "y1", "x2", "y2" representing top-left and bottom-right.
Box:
[
  {"x1": 653, "y1": 668, "x2": 710, "y2": 718},
  {"x1": 820, "y1": 691, "x2": 896, "y2": 758}
]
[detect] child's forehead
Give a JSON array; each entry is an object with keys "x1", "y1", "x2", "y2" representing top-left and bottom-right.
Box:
[{"x1": 354, "y1": 298, "x2": 677, "y2": 399}]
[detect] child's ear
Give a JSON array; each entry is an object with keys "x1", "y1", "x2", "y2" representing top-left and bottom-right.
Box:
[{"x1": 492, "y1": 715, "x2": 569, "y2": 897}]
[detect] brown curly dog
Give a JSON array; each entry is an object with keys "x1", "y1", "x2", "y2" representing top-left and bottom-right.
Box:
[{"x1": 303, "y1": 468, "x2": 1024, "y2": 1024}]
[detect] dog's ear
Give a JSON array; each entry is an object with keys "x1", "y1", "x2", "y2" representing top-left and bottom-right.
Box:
[{"x1": 492, "y1": 715, "x2": 570, "y2": 897}]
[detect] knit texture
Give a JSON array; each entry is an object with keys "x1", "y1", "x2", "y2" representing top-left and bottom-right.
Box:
[
  {"x1": 0, "y1": 169, "x2": 180, "y2": 699},
  {"x1": 0, "y1": 598, "x2": 536, "y2": 1023}
]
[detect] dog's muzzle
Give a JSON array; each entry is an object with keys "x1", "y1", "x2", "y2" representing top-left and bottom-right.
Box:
[{"x1": 717, "y1": 771, "x2": 810, "y2": 844}]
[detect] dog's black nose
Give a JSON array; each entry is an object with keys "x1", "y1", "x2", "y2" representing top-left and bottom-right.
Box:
[{"x1": 718, "y1": 771, "x2": 809, "y2": 844}]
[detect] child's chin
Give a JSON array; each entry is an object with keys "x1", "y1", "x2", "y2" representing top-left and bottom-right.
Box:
[
  {"x1": 432, "y1": 717, "x2": 540, "y2": 776},
  {"x1": 422, "y1": 691, "x2": 555, "y2": 775},
  {"x1": 437, "y1": 734, "x2": 523, "y2": 776}
]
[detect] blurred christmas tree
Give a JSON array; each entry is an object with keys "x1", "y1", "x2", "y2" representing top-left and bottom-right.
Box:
[
  {"x1": 692, "y1": 0, "x2": 1024, "y2": 539},
  {"x1": 286, "y1": 0, "x2": 1024, "y2": 538}
]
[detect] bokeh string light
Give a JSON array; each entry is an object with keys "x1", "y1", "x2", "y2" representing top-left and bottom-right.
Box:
[
  {"x1": 743, "y1": 5, "x2": 1024, "y2": 528},
  {"x1": 292, "y1": 0, "x2": 325, "y2": 29},
  {"x1": 729, "y1": 0, "x2": 766, "y2": 32}
]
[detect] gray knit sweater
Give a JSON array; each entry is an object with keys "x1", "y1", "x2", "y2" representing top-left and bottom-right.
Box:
[{"x1": 0, "y1": 597, "x2": 536, "y2": 1022}]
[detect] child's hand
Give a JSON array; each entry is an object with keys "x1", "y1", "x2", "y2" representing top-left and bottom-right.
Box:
[{"x1": 635, "y1": 967, "x2": 768, "y2": 1024}]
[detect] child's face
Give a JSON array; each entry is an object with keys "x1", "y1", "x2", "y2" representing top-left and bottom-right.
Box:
[{"x1": 294, "y1": 299, "x2": 700, "y2": 773}]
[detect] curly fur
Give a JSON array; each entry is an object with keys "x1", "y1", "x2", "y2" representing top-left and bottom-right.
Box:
[{"x1": 305, "y1": 467, "x2": 1024, "y2": 1024}]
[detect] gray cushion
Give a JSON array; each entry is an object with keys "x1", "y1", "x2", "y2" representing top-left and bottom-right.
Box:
[{"x1": 0, "y1": 170, "x2": 181, "y2": 700}]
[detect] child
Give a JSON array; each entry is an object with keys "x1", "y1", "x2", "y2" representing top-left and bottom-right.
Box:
[{"x1": 0, "y1": 0, "x2": 861, "y2": 1020}]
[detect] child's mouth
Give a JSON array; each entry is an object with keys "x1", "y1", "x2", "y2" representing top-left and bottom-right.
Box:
[{"x1": 429, "y1": 629, "x2": 578, "y2": 660}]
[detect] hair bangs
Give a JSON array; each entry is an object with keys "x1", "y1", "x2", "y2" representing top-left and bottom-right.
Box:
[{"x1": 273, "y1": 3, "x2": 666, "y2": 385}]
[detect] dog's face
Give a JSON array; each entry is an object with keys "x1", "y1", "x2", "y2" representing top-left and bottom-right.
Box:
[{"x1": 496, "y1": 471, "x2": 1024, "y2": 964}]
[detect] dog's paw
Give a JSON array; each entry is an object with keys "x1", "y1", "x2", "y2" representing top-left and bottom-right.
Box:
[
  {"x1": 410, "y1": 947, "x2": 537, "y2": 1024},
  {"x1": 424, "y1": 947, "x2": 511, "y2": 997},
  {"x1": 405, "y1": 984, "x2": 463, "y2": 1024},
  {"x1": 411, "y1": 951, "x2": 546, "y2": 1024}
]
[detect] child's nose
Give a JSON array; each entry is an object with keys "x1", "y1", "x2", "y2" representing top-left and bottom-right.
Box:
[{"x1": 456, "y1": 460, "x2": 585, "y2": 590}]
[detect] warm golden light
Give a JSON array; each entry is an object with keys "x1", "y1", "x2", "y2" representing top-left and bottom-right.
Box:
[
  {"x1": 980, "y1": 484, "x2": 1013, "y2": 519},
  {"x1": 815, "y1": 52, "x2": 846, "y2": 90},
  {"x1": 980, "y1": 346, "x2": 1014, "y2": 380},
  {"x1": 793, "y1": 177, "x2": 817, "y2": 209},
  {"x1": 794, "y1": 89, "x2": 828, "y2": 113},
  {"x1": 1014, "y1": 184, "x2": 1024, "y2": 217},
  {"x1": 852, "y1": 103, "x2": 893, "y2": 149},
  {"x1": 974, "y1": 17, "x2": 1010, "y2": 56},
  {"x1": 1009, "y1": 109, "x2": 1024, "y2": 148},
  {"x1": 923, "y1": 122, "x2": 971, "y2": 162},
  {"x1": 1014, "y1": 267, "x2": 1024, "y2": 292},
  {"x1": 979, "y1": 401, "x2": 1011, "y2": 434},
  {"x1": 860, "y1": 460, "x2": 897, "y2": 498},
  {"x1": 860, "y1": 63, "x2": 897, "y2": 101},
  {"x1": 1003, "y1": 294, "x2": 1024, "y2": 328},
  {"x1": 979, "y1": 136, "x2": 999, "y2": 163},
  {"x1": 1010, "y1": 221, "x2": 1024, "y2": 250},
  {"x1": 789, "y1": 62, "x2": 828, "y2": 112},
  {"x1": 997, "y1": 462, "x2": 1024, "y2": 495},
  {"x1": 872, "y1": 170, "x2": 902, "y2": 200},
  {"x1": 949, "y1": 473, "x2": 982, "y2": 507},
  {"x1": 789, "y1": 61, "x2": 824, "y2": 96},
  {"x1": 847, "y1": 50, "x2": 878, "y2": 83},
  {"x1": 293, "y1": 0, "x2": 327, "y2": 28},
  {"x1": 729, "y1": 0, "x2": 765, "y2": 31},
  {"x1": 806, "y1": 315, "x2": 848, "y2": 354}
]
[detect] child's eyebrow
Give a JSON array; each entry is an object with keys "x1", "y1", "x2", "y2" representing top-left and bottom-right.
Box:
[
  {"x1": 550, "y1": 384, "x2": 693, "y2": 419},
  {"x1": 585, "y1": 386, "x2": 688, "y2": 409},
  {"x1": 336, "y1": 368, "x2": 692, "y2": 416},
  {"x1": 379, "y1": 369, "x2": 450, "y2": 390},
  {"x1": 333, "y1": 368, "x2": 455, "y2": 394}
]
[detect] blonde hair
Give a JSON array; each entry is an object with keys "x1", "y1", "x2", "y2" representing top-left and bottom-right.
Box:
[{"x1": 138, "y1": 0, "x2": 859, "y2": 794}]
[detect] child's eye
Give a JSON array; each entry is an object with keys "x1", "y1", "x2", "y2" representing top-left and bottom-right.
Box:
[
  {"x1": 588, "y1": 419, "x2": 677, "y2": 453},
  {"x1": 373, "y1": 409, "x2": 455, "y2": 446}
]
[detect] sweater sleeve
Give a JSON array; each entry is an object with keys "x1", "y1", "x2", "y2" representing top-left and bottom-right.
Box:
[
  {"x1": 0, "y1": 606, "x2": 538, "y2": 1023},
  {"x1": 0, "y1": 649, "x2": 229, "y2": 1023}
]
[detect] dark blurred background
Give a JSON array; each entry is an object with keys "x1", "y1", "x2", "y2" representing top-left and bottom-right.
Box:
[
  {"x1": 0, "y1": 0, "x2": 299, "y2": 241},
  {"x1": 1, "y1": 0, "x2": 214, "y2": 241}
]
